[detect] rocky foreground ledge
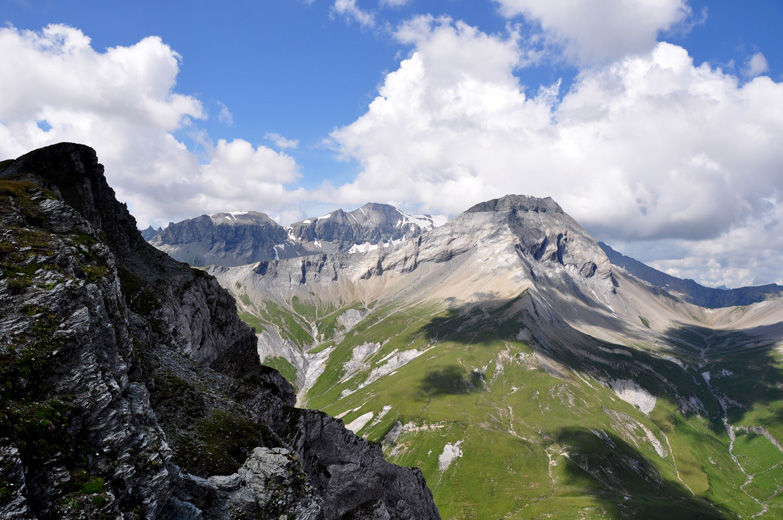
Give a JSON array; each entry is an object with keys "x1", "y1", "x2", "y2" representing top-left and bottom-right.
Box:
[{"x1": 0, "y1": 143, "x2": 440, "y2": 519}]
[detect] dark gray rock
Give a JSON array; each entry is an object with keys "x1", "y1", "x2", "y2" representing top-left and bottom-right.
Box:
[
  {"x1": 141, "y1": 226, "x2": 162, "y2": 241},
  {"x1": 149, "y1": 201, "x2": 438, "y2": 267},
  {"x1": 0, "y1": 143, "x2": 440, "y2": 520},
  {"x1": 150, "y1": 212, "x2": 293, "y2": 267}
]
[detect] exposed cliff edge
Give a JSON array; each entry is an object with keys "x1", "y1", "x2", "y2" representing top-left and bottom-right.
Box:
[{"x1": 0, "y1": 143, "x2": 439, "y2": 520}]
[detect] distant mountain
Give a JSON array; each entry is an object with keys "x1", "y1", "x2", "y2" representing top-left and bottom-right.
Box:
[
  {"x1": 148, "y1": 203, "x2": 439, "y2": 266},
  {"x1": 140, "y1": 224, "x2": 161, "y2": 240},
  {"x1": 208, "y1": 193, "x2": 783, "y2": 519},
  {"x1": 289, "y1": 203, "x2": 440, "y2": 254},
  {"x1": 149, "y1": 211, "x2": 298, "y2": 267},
  {"x1": 598, "y1": 241, "x2": 783, "y2": 308}
]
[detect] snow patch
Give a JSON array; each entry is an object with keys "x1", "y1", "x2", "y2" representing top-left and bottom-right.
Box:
[
  {"x1": 701, "y1": 371, "x2": 711, "y2": 384},
  {"x1": 398, "y1": 209, "x2": 441, "y2": 231},
  {"x1": 335, "y1": 406, "x2": 361, "y2": 419},
  {"x1": 318, "y1": 213, "x2": 331, "y2": 220},
  {"x1": 345, "y1": 411, "x2": 374, "y2": 434},
  {"x1": 302, "y1": 219, "x2": 311, "y2": 224},
  {"x1": 609, "y1": 379, "x2": 657, "y2": 414},
  {"x1": 438, "y1": 441, "x2": 463, "y2": 471},
  {"x1": 348, "y1": 242, "x2": 380, "y2": 254},
  {"x1": 368, "y1": 405, "x2": 392, "y2": 430}
]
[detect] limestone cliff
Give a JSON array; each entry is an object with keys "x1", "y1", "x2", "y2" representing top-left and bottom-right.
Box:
[{"x1": 0, "y1": 143, "x2": 439, "y2": 520}]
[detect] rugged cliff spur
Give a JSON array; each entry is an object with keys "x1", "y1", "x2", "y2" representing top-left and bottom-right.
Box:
[{"x1": 0, "y1": 143, "x2": 440, "y2": 520}]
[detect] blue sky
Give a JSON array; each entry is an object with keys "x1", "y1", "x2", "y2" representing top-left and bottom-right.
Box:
[{"x1": 1, "y1": 0, "x2": 782, "y2": 288}]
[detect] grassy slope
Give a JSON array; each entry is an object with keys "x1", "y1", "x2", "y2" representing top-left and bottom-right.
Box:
[{"x1": 227, "y1": 282, "x2": 783, "y2": 519}]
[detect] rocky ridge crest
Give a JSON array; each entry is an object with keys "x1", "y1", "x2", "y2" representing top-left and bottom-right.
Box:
[
  {"x1": 149, "y1": 202, "x2": 438, "y2": 267},
  {"x1": 0, "y1": 143, "x2": 439, "y2": 520}
]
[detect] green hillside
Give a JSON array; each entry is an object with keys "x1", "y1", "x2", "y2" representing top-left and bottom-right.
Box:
[{"x1": 228, "y1": 285, "x2": 783, "y2": 519}]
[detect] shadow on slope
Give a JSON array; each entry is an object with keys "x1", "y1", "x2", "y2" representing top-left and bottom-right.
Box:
[
  {"x1": 417, "y1": 292, "x2": 783, "y2": 518},
  {"x1": 664, "y1": 323, "x2": 783, "y2": 431},
  {"x1": 417, "y1": 365, "x2": 484, "y2": 397},
  {"x1": 555, "y1": 427, "x2": 727, "y2": 519}
]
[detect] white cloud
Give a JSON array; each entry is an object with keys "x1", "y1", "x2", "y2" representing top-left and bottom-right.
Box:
[
  {"x1": 217, "y1": 101, "x2": 234, "y2": 126},
  {"x1": 333, "y1": 0, "x2": 375, "y2": 28},
  {"x1": 265, "y1": 132, "x2": 300, "y2": 150},
  {"x1": 493, "y1": 0, "x2": 692, "y2": 64},
  {"x1": 381, "y1": 0, "x2": 410, "y2": 7},
  {"x1": 744, "y1": 52, "x2": 769, "y2": 78},
  {"x1": 0, "y1": 24, "x2": 305, "y2": 227},
  {"x1": 328, "y1": 17, "x2": 783, "y2": 286}
]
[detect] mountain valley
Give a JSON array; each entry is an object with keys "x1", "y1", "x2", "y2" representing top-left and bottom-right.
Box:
[
  {"x1": 2, "y1": 142, "x2": 782, "y2": 519},
  {"x1": 202, "y1": 195, "x2": 783, "y2": 519}
]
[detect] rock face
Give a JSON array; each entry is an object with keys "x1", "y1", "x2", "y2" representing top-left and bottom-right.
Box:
[
  {"x1": 150, "y1": 212, "x2": 294, "y2": 267},
  {"x1": 0, "y1": 143, "x2": 439, "y2": 520},
  {"x1": 289, "y1": 202, "x2": 438, "y2": 254},
  {"x1": 209, "y1": 194, "x2": 614, "y2": 305},
  {"x1": 148, "y1": 202, "x2": 439, "y2": 267}
]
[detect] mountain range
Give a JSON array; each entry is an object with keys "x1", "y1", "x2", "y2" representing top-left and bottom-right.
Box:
[
  {"x1": 147, "y1": 203, "x2": 440, "y2": 267},
  {"x1": 197, "y1": 195, "x2": 783, "y2": 518},
  {"x1": 4, "y1": 142, "x2": 783, "y2": 520}
]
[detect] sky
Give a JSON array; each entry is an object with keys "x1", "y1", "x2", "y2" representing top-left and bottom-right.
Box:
[{"x1": 1, "y1": 0, "x2": 782, "y2": 288}]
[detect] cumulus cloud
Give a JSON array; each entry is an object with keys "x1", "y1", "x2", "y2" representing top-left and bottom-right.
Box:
[
  {"x1": 265, "y1": 132, "x2": 300, "y2": 150},
  {"x1": 333, "y1": 0, "x2": 375, "y2": 28},
  {"x1": 493, "y1": 0, "x2": 692, "y2": 64},
  {"x1": 744, "y1": 52, "x2": 769, "y2": 78},
  {"x1": 328, "y1": 17, "x2": 783, "y2": 285},
  {"x1": 381, "y1": 0, "x2": 410, "y2": 7},
  {"x1": 0, "y1": 24, "x2": 305, "y2": 227}
]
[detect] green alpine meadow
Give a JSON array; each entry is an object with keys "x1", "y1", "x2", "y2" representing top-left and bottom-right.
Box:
[{"x1": 209, "y1": 195, "x2": 783, "y2": 519}]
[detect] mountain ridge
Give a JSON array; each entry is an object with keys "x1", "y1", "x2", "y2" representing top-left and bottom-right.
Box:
[
  {"x1": 0, "y1": 143, "x2": 440, "y2": 520},
  {"x1": 598, "y1": 241, "x2": 783, "y2": 308},
  {"x1": 208, "y1": 190, "x2": 783, "y2": 518},
  {"x1": 148, "y1": 202, "x2": 439, "y2": 267}
]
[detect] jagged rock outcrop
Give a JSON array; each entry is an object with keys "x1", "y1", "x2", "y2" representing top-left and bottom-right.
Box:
[
  {"x1": 141, "y1": 226, "x2": 162, "y2": 241},
  {"x1": 0, "y1": 143, "x2": 439, "y2": 520}
]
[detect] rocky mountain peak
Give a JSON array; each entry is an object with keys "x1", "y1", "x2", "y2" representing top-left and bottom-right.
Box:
[
  {"x1": 208, "y1": 210, "x2": 279, "y2": 227},
  {"x1": 288, "y1": 202, "x2": 435, "y2": 251},
  {"x1": 465, "y1": 194, "x2": 563, "y2": 215},
  {"x1": 2, "y1": 142, "x2": 143, "y2": 258}
]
